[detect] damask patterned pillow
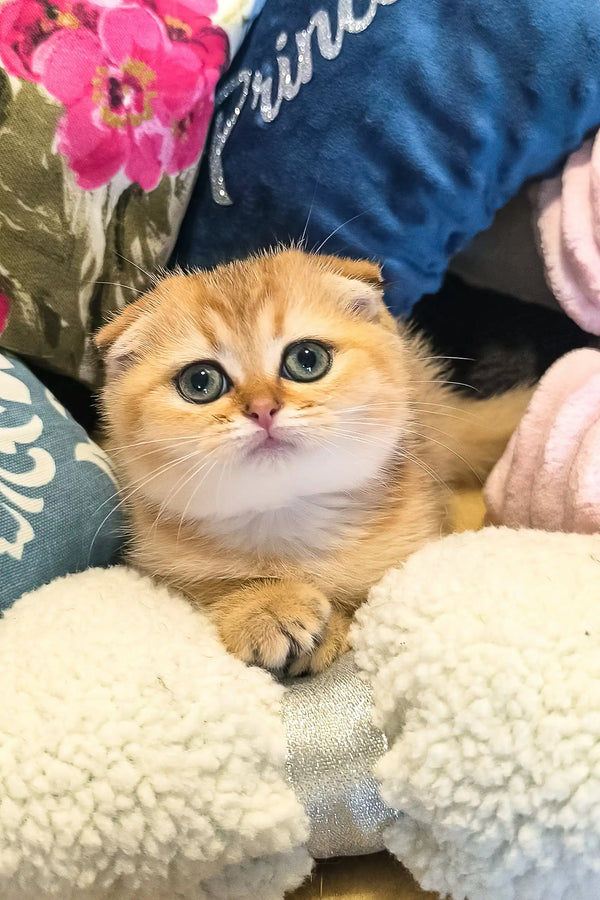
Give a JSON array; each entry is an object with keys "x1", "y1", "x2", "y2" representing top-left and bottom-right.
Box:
[
  {"x1": 0, "y1": 350, "x2": 122, "y2": 611},
  {"x1": 0, "y1": 0, "x2": 263, "y2": 385}
]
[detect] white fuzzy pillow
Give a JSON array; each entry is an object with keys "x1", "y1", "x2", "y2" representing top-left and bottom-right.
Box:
[
  {"x1": 6, "y1": 528, "x2": 600, "y2": 900},
  {"x1": 353, "y1": 527, "x2": 600, "y2": 900},
  {"x1": 0, "y1": 567, "x2": 311, "y2": 899}
]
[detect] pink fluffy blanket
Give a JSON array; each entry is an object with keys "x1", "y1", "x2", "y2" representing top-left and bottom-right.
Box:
[
  {"x1": 538, "y1": 133, "x2": 600, "y2": 334},
  {"x1": 484, "y1": 348, "x2": 600, "y2": 533}
]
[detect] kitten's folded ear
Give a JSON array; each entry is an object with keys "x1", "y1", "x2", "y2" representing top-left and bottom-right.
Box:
[
  {"x1": 94, "y1": 291, "x2": 157, "y2": 377},
  {"x1": 318, "y1": 255, "x2": 384, "y2": 288},
  {"x1": 318, "y1": 254, "x2": 388, "y2": 322}
]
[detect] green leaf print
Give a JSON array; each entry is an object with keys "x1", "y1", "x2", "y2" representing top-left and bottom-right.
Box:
[
  {"x1": 90, "y1": 176, "x2": 177, "y2": 336},
  {"x1": 0, "y1": 69, "x2": 11, "y2": 129},
  {"x1": 0, "y1": 83, "x2": 90, "y2": 378},
  {"x1": 91, "y1": 170, "x2": 194, "y2": 344}
]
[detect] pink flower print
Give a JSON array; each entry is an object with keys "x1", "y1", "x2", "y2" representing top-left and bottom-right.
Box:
[
  {"x1": 163, "y1": 90, "x2": 213, "y2": 174},
  {"x1": 32, "y1": 3, "x2": 228, "y2": 191},
  {"x1": 0, "y1": 0, "x2": 98, "y2": 80},
  {"x1": 0, "y1": 293, "x2": 10, "y2": 335},
  {"x1": 147, "y1": 0, "x2": 228, "y2": 70},
  {"x1": 148, "y1": 0, "x2": 217, "y2": 37}
]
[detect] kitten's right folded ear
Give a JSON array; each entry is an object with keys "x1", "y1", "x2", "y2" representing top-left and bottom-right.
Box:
[{"x1": 95, "y1": 292, "x2": 157, "y2": 378}]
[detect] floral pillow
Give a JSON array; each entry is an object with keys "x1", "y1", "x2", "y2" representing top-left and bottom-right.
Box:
[
  {"x1": 0, "y1": 0, "x2": 263, "y2": 385},
  {"x1": 0, "y1": 349, "x2": 123, "y2": 611}
]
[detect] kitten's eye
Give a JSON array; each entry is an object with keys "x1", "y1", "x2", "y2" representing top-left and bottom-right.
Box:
[
  {"x1": 281, "y1": 341, "x2": 332, "y2": 383},
  {"x1": 175, "y1": 362, "x2": 230, "y2": 404}
]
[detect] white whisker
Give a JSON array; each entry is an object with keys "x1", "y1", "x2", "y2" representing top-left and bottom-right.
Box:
[
  {"x1": 313, "y1": 210, "x2": 371, "y2": 255},
  {"x1": 87, "y1": 447, "x2": 204, "y2": 560},
  {"x1": 112, "y1": 250, "x2": 154, "y2": 280}
]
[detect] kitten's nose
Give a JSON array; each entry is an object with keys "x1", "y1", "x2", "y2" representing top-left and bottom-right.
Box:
[{"x1": 244, "y1": 399, "x2": 281, "y2": 432}]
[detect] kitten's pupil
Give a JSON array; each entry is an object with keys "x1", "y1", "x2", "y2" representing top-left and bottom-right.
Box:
[
  {"x1": 191, "y1": 368, "x2": 211, "y2": 393},
  {"x1": 297, "y1": 347, "x2": 317, "y2": 372}
]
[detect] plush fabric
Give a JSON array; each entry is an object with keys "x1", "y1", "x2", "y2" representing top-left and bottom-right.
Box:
[
  {"x1": 484, "y1": 347, "x2": 600, "y2": 533},
  {"x1": 537, "y1": 132, "x2": 600, "y2": 334},
  {"x1": 174, "y1": 0, "x2": 600, "y2": 318},
  {"x1": 353, "y1": 527, "x2": 600, "y2": 900},
  {"x1": 0, "y1": 0, "x2": 263, "y2": 384},
  {"x1": 6, "y1": 528, "x2": 600, "y2": 900},
  {"x1": 0, "y1": 350, "x2": 122, "y2": 610},
  {"x1": 0, "y1": 566, "x2": 312, "y2": 899}
]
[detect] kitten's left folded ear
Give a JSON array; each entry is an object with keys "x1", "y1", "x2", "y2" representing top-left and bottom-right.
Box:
[{"x1": 319, "y1": 254, "x2": 388, "y2": 322}]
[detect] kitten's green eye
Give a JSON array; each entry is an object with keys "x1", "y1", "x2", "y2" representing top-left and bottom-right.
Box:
[
  {"x1": 175, "y1": 362, "x2": 230, "y2": 404},
  {"x1": 281, "y1": 341, "x2": 332, "y2": 383}
]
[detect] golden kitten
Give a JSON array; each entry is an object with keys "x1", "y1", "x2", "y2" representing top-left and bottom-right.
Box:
[{"x1": 96, "y1": 250, "x2": 529, "y2": 675}]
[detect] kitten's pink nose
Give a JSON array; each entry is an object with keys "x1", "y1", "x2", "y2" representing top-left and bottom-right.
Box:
[{"x1": 244, "y1": 399, "x2": 281, "y2": 432}]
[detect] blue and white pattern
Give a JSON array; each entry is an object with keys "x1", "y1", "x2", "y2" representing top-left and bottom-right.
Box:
[{"x1": 0, "y1": 352, "x2": 123, "y2": 612}]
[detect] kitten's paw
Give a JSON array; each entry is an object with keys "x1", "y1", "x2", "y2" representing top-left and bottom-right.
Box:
[
  {"x1": 287, "y1": 608, "x2": 351, "y2": 676},
  {"x1": 213, "y1": 580, "x2": 331, "y2": 672}
]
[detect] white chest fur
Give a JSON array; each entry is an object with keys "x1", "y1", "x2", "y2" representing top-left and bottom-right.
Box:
[{"x1": 203, "y1": 492, "x2": 363, "y2": 560}]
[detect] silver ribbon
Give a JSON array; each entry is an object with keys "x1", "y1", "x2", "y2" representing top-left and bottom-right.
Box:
[{"x1": 282, "y1": 653, "x2": 400, "y2": 858}]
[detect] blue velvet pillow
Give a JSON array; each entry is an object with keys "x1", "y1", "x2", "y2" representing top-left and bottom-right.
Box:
[
  {"x1": 0, "y1": 351, "x2": 122, "y2": 611},
  {"x1": 174, "y1": 0, "x2": 600, "y2": 317}
]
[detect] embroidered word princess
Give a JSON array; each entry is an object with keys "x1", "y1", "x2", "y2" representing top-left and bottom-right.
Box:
[{"x1": 209, "y1": 0, "x2": 398, "y2": 205}]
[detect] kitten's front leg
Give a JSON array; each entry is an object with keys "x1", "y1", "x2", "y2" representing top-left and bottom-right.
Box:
[{"x1": 207, "y1": 579, "x2": 333, "y2": 672}]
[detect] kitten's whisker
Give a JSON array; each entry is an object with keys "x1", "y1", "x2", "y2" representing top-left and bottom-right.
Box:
[
  {"x1": 107, "y1": 436, "x2": 202, "y2": 452},
  {"x1": 398, "y1": 449, "x2": 449, "y2": 491},
  {"x1": 345, "y1": 421, "x2": 475, "y2": 474},
  {"x1": 313, "y1": 209, "x2": 371, "y2": 255},
  {"x1": 402, "y1": 428, "x2": 481, "y2": 483},
  {"x1": 152, "y1": 446, "x2": 222, "y2": 533},
  {"x1": 408, "y1": 399, "x2": 475, "y2": 411},
  {"x1": 112, "y1": 250, "x2": 154, "y2": 280},
  {"x1": 321, "y1": 425, "x2": 452, "y2": 489},
  {"x1": 215, "y1": 451, "x2": 235, "y2": 518},
  {"x1": 151, "y1": 463, "x2": 202, "y2": 533},
  {"x1": 322, "y1": 428, "x2": 403, "y2": 453},
  {"x1": 417, "y1": 355, "x2": 475, "y2": 363},
  {"x1": 343, "y1": 407, "x2": 469, "y2": 423},
  {"x1": 300, "y1": 175, "x2": 321, "y2": 248},
  {"x1": 327, "y1": 420, "x2": 478, "y2": 482},
  {"x1": 338, "y1": 416, "x2": 458, "y2": 437},
  {"x1": 117, "y1": 448, "x2": 205, "y2": 506},
  {"x1": 177, "y1": 457, "x2": 221, "y2": 544},
  {"x1": 88, "y1": 448, "x2": 205, "y2": 554},
  {"x1": 409, "y1": 379, "x2": 480, "y2": 392},
  {"x1": 111, "y1": 441, "x2": 203, "y2": 468},
  {"x1": 339, "y1": 400, "x2": 476, "y2": 420},
  {"x1": 310, "y1": 433, "x2": 347, "y2": 458},
  {"x1": 409, "y1": 400, "x2": 476, "y2": 416},
  {"x1": 345, "y1": 398, "x2": 477, "y2": 421},
  {"x1": 333, "y1": 418, "x2": 480, "y2": 484},
  {"x1": 93, "y1": 281, "x2": 145, "y2": 295}
]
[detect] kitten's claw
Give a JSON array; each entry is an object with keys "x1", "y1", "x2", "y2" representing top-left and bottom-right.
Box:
[
  {"x1": 286, "y1": 608, "x2": 351, "y2": 676},
  {"x1": 212, "y1": 581, "x2": 331, "y2": 673}
]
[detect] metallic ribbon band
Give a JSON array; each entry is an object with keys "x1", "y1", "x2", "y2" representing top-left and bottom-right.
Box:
[{"x1": 282, "y1": 653, "x2": 400, "y2": 859}]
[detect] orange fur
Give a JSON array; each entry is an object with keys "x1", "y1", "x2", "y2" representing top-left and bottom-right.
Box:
[{"x1": 96, "y1": 250, "x2": 531, "y2": 674}]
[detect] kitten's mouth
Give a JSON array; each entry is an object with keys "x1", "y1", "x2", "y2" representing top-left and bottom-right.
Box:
[{"x1": 245, "y1": 432, "x2": 296, "y2": 458}]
